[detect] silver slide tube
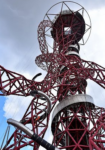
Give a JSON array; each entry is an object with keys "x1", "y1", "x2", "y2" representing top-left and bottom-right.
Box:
[
  {"x1": 30, "y1": 90, "x2": 51, "y2": 115},
  {"x1": 7, "y1": 119, "x2": 59, "y2": 150}
]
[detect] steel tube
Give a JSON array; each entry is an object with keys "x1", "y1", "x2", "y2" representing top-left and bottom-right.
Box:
[
  {"x1": 7, "y1": 119, "x2": 59, "y2": 150},
  {"x1": 30, "y1": 90, "x2": 51, "y2": 115}
]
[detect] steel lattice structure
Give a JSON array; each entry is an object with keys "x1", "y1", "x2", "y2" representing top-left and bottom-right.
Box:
[{"x1": 1, "y1": 1, "x2": 105, "y2": 150}]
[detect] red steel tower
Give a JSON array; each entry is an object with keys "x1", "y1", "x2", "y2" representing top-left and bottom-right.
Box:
[{"x1": 1, "y1": 1, "x2": 105, "y2": 150}]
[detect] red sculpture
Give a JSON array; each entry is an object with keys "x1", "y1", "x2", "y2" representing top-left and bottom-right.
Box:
[{"x1": 1, "y1": 1, "x2": 105, "y2": 150}]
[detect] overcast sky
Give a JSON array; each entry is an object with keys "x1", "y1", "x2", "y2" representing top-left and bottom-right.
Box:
[{"x1": 0, "y1": 0, "x2": 105, "y2": 149}]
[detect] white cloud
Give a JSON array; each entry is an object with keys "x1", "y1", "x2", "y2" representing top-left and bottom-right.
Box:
[
  {"x1": 3, "y1": 95, "x2": 32, "y2": 121},
  {"x1": 80, "y1": 8, "x2": 105, "y2": 107}
]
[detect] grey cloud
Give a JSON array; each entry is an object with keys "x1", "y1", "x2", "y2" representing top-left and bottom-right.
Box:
[
  {"x1": 0, "y1": 0, "x2": 44, "y2": 76},
  {"x1": 0, "y1": 0, "x2": 105, "y2": 87}
]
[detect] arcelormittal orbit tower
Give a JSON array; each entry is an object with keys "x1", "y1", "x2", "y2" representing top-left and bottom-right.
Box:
[{"x1": 1, "y1": 1, "x2": 105, "y2": 150}]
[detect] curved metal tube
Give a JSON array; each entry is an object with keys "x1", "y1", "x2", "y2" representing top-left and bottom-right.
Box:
[
  {"x1": 20, "y1": 90, "x2": 51, "y2": 124},
  {"x1": 8, "y1": 119, "x2": 33, "y2": 137},
  {"x1": 30, "y1": 90, "x2": 51, "y2": 115},
  {"x1": 37, "y1": 90, "x2": 51, "y2": 114},
  {"x1": 7, "y1": 119, "x2": 59, "y2": 150},
  {"x1": 32, "y1": 73, "x2": 42, "y2": 81}
]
